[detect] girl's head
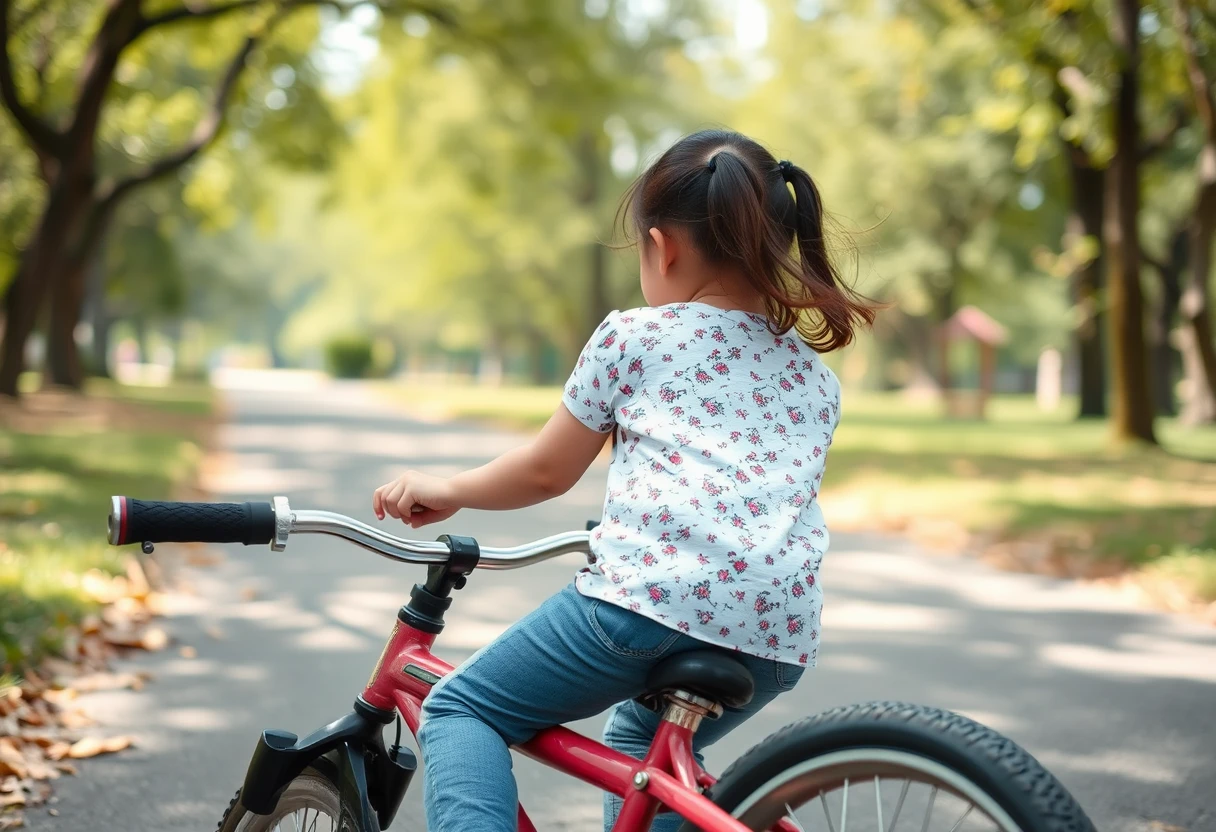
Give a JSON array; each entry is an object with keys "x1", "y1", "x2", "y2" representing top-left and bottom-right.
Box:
[{"x1": 622, "y1": 129, "x2": 875, "y2": 351}]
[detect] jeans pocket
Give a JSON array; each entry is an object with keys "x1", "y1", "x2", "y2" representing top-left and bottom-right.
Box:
[
  {"x1": 775, "y1": 662, "x2": 805, "y2": 691},
  {"x1": 587, "y1": 599, "x2": 682, "y2": 658}
]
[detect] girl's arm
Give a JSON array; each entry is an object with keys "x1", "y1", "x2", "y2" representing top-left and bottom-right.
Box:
[{"x1": 373, "y1": 405, "x2": 610, "y2": 528}]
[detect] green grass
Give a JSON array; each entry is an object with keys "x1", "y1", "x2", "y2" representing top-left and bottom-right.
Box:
[
  {"x1": 0, "y1": 382, "x2": 212, "y2": 672},
  {"x1": 377, "y1": 381, "x2": 1216, "y2": 603},
  {"x1": 820, "y1": 393, "x2": 1216, "y2": 600}
]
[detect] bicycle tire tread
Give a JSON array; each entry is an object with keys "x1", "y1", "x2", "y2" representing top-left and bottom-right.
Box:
[{"x1": 699, "y1": 701, "x2": 1095, "y2": 832}]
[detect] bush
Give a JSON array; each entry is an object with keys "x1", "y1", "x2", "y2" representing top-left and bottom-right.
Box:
[{"x1": 326, "y1": 336, "x2": 375, "y2": 378}]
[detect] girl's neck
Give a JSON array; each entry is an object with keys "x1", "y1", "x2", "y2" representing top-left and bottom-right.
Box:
[{"x1": 684, "y1": 287, "x2": 767, "y2": 316}]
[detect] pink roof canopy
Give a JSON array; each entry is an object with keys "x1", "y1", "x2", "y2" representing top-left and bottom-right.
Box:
[{"x1": 943, "y1": 306, "x2": 1008, "y2": 345}]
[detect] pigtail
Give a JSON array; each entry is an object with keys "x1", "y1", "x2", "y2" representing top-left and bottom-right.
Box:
[{"x1": 782, "y1": 163, "x2": 877, "y2": 351}]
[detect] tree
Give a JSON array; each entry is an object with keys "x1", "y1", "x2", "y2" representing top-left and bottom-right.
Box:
[
  {"x1": 0, "y1": 0, "x2": 387, "y2": 395},
  {"x1": 1106, "y1": 0, "x2": 1156, "y2": 442},
  {"x1": 1168, "y1": 0, "x2": 1216, "y2": 424}
]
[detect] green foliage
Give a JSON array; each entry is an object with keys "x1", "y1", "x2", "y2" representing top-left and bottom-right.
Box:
[{"x1": 325, "y1": 334, "x2": 375, "y2": 378}]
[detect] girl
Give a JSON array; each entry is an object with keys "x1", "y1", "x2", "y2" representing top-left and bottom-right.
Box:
[{"x1": 372, "y1": 129, "x2": 875, "y2": 832}]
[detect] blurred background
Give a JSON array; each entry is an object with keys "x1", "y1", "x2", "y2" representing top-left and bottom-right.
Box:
[{"x1": 2, "y1": 2, "x2": 1216, "y2": 830}]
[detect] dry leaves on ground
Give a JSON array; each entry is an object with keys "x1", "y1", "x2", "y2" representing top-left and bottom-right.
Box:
[{"x1": 1, "y1": 556, "x2": 177, "y2": 826}]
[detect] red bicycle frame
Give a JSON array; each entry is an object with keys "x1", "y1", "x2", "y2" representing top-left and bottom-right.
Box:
[{"x1": 360, "y1": 617, "x2": 762, "y2": 832}]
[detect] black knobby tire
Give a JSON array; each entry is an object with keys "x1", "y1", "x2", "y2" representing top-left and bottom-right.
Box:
[
  {"x1": 682, "y1": 701, "x2": 1096, "y2": 832},
  {"x1": 216, "y1": 762, "x2": 369, "y2": 832}
]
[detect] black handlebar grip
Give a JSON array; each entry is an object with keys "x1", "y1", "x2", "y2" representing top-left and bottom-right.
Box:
[{"x1": 109, "y1": 497, "x2": 275, "y2": 546}]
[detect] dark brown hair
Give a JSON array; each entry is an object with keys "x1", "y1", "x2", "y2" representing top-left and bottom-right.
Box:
[{"x1": 621, "y1": 129, "x2": 876, "y2": 352}]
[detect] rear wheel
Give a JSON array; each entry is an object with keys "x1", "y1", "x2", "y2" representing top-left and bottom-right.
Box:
[
  {"x1": 216, "y1": 764, "x2": 367, "y2": 832},
  {"x1": 684, "y1": 702, "x2": 1095, "y2": 832}
]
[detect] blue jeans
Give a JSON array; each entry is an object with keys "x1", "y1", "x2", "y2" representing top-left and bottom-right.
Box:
[{"x1": 418, "y1": 583, "x2": 804, "y2": 832}]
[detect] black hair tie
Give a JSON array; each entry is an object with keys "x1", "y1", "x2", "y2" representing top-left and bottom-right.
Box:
[
  {"x1": 777, "y1": 160, "x2": 794, "y2": 181},
  {"x1": 707, "y1": 155, "x2": 718, "y2": 173}
]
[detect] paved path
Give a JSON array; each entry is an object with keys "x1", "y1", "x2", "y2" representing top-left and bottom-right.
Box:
[{"x1": 28, "y1": 375, "x2": 1216, "y2": 832}]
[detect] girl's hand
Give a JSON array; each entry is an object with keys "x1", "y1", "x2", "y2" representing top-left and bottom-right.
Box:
[{"x1": 373, "y1": 471, "x2": 459, "y2": 528}]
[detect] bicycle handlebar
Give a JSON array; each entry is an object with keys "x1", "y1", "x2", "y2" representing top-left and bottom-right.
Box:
[{"x1": 108, "y1": 496, "x2": 593, "y2": 570}]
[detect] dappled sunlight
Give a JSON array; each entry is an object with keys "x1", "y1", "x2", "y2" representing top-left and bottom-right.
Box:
[
  {"x1": 292, "y1": 625, "x2": 372, "y2": 651},
  {"x1": 157, "y1": 707, "x2": 233, "y2": 732},
  {"x1": 823, "y1": 599, "x2": 961, "y2": 633},
  {"x1": 1038, "y1": 641, "x2": 1216, "y2": 684},
  {"x1": 1036, "y1": 748, "x2": 1186, "y2": 786}
]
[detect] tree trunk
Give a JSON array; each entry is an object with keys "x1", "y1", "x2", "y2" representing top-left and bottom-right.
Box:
[
  {"x1": 1065, "y1": 152, "x2": 1108, "y2": 418},
  {"x1": 1150, "y1": 230, "x2": 1186, "y2": 416},
  {"x1": 1177, "y1": 143, "x2": 1216, "y2": 424},
  {"x1": 45, "y1": 259, "x2": 90, "y2": 388},
  {"x1": 86, "y1": 255, "x2": 112, "y2": 378},
  {"x1": 577, "y1": 129, "x2": 610, "y2": 336},
  {"x1": 1105, "y1": 0, "x2": 1157, "y2": 443}
]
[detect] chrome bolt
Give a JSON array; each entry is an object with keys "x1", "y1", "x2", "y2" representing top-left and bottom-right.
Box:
[{"x1": 632, "y1": 771, "x2": 649, "y2": 790}]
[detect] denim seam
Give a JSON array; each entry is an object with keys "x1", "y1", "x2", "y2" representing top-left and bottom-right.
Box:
[
  {"x1": 775, "y1": 662, "x2": 800, "y2": 690},
  {"x1": 586, "y1": 599, "x2": 682, "y2": 658}
]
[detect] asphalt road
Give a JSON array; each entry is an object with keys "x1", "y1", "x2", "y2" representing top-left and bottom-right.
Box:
[{"x1": 27, "y1": 373, "x2": 1216, "y2": 832}]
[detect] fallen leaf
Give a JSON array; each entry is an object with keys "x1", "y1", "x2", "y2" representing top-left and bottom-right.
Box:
[
  {"x1": 178, "y1": 645, "x2": 197, "y2": 659},
  {"x1": 239, "y1": 586, "x2": 258, "y2": 601},
  {"x1": 43, "y1": 744, "x2": 70, "y2": 763},
  {"x1": 0, "y1": 791, "x2": 25, "y2": 807},
  {"x1": 47, "y1": 808, "x2": 58, "y2": 817},
  {"x1": 99, "y1": 736, "x2": 132, "y2": 754},
  {"x1": 23, "y1": 761, "x2": 56, "y2": 782},
  {"x1": 58, "y1": 711, "x2": 93, "y2": 730},
  {"x1": 79, "y1": 615, "x2": 101, "y2": 635},
  {"x1": 53, "y1": 763, "x2": 76, "y2": 777},
  {"x1": 0, "y1": 741, "x2": 26, "y2": 779},
  {"x1": 203, "y1": 624, "x2": 226, "y2": 640},
  {"x1": 1148, "y1": 823, "x2": 1188, "y2": 832},
  {"x1": 0, "y1": 815, "x2": 25, "y2": 829},
  {"x1": 140, "y1": 628, "x2": 168, "y2": 651},
  {"x1": 40, "y1": 688, "x2": 76, "y2": 707},
  {"x1": 66, "y1": 736, "x2": 131, "y2": 759},
  {"x1": 65, "y1": 738, "x2": 101, "y2": 759}
]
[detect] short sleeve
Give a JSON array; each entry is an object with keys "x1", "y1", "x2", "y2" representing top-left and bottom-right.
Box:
[{"x1": 563, "y1": 311, "x2": 627, "y2": 432}]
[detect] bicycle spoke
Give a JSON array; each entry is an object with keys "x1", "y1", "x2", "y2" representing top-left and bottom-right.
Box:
[
  {"x1": 820, "y1": 790, "x2": 839, "y2": 832},
  {"x1": 887, "y1": 780, "x2": 910, "y2": 832},
  {"x1": 785, "y1": 804, "x2": 808, "y2": 832},
  {"x1": 946, "y1": 805, "x2": 974, "y2": 832},
  {"x1": 875, "y1": 777, "x2": 883, "y2": 832},
  {"x1": 919, "y1": 787, "x2": 937, "y2": 832},
  {"x1": 841, "y1": 778, "x2": 850, "y2": 832}
]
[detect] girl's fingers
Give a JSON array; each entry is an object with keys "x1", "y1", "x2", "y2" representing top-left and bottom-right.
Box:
[
  {"x1": 383, "y1": 482, "x2": 406, "y2": 518},
  {"x1": 395, "y1": 490, "x2": 416, "y2": 521},
  {"x1": 372, "y1": 487, "x2": 385, "y2": 520}
]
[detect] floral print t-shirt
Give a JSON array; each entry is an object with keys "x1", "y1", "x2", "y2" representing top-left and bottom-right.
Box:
[{"x1": 564, "y1": 302, "x2": 840, "y2": 667}]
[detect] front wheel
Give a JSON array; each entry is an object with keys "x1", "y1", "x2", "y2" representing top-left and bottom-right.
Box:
[
  {"x1": 216, "y1": 763, "x2": 367, "y2": 832},
  {"x1": 685, "y1": 702, "x2": 1095, "y2": 832}
]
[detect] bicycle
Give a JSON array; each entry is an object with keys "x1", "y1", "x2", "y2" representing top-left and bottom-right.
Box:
[{"x1": 108, "y1": 495, "x2": 1096, "y2": 832}]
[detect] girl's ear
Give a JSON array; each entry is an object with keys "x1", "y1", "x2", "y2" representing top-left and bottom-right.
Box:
[{"x1": 648, "y1": 227, "x2": 678, "y2": 277}]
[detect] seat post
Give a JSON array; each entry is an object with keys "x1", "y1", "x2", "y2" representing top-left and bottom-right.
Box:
[{"x1": 660, "y1": 689, "x2": 724, "y2": 733}]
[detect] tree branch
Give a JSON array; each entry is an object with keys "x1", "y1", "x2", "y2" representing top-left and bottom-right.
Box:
[
  {"x1": 98, "y1": 26, "x2": 260, "y2": 211},
  {"x1": 1141, "y1": 102, "x2": 1190, "y2": 161},
  {"x1": 136, "y1": 0, "x2": 264, "y2": 35},
  {"x1": 99, "y1": 0, "x2": 461, "y2": 206},
  {"x1": 1174, "y1": 0, "x2": 1216, "y2": 143},
  {"x1": 0, "y1": 0, "x2": 61, "y2": 153},
  {"x1": 138, "y1": 0, "x2": 459, "y2": 36}
]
